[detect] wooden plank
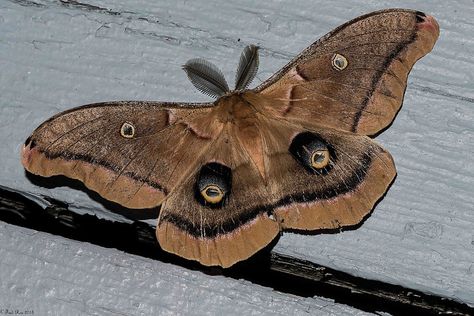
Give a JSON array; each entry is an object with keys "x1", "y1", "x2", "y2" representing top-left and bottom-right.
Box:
[{"x1": 0, "y1": 225, "x2": 371, "y2": 315}]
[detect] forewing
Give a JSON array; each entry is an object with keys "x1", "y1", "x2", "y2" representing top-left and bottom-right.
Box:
[
  {"x1": 21, "y1": 101, "x2": 221, "y2": 209},
  {"x1": 256, "y1": 9, "x2": 439, "y2": 135}
]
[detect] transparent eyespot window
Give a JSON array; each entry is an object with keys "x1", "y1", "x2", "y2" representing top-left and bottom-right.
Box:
[
  {"x1": 120, "y1": 122, "x2": 135, "y2": 138},
  {"x1": 332, "y1": 53, "x2": 348, "y2": 71}
]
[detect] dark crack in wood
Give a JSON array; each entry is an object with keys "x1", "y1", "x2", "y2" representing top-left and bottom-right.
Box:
[
  {"x1": 411, "y1": 83, "x2": 474, "y2": 104},
  {"x1": 9, "y1": 0, "x2": 45, "y2": 8},
  {"x1": 59, "y1": 0, "x2": 122, "y2": 16}
]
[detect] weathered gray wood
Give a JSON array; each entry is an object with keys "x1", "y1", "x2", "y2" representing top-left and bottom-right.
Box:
[
  {"x1": 0, "y1": 225, "x2": 371, "y2": 316},
  {"x1": 0, "y1": 0, "x2": 473, "y2": 312}
]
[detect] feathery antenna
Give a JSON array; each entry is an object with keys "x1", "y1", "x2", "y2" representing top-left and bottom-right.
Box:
[
  {"x1": 235, "y1": 45, "x2": 259, "y2": 90},
  {"x1": 182, "y1": 45, "x2": 259, "y2": 98},
  {"x1": 182, "y1": 58, "x2": 230, "y2": 98}
]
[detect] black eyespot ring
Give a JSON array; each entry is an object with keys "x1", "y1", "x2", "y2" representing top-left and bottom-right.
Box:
[
  {"x1": 289, "y1": 131, "x2": 335, "y2": 175},
  {"x1": 195, "y1": 162, "x2": 232, "y2": 208}
]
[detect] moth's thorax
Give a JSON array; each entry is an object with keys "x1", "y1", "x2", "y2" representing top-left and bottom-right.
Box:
[{"x1": 215, "y1": 91, "x2": 260, "y2": 122}]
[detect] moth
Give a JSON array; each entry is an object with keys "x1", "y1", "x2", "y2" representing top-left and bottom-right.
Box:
[{"x1": 22, "y1": 9, "x2": 439, "y2": 267}]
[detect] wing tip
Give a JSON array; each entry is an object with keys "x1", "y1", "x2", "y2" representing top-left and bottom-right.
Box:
[
  {"x1": 416, "y1": 14, "x2": 440, "y2": 38},
  {"x1": 21, "y1": 137, "x2": 37, "y2": 171}
]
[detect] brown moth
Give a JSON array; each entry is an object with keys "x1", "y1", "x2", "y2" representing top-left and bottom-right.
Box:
[{"x1": 21, "y1": 9, "x2": 439, "y2": 267}]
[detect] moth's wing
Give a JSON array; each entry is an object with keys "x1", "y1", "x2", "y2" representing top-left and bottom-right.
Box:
[
  {"x1": 259, "y1": 116, "x2": 396, "y2": 230},
  {"x1": 156, "y1": 125, "x2": 279, "y2": 268},
  {"x1": 256, "y1": 9, "x2": 439, "y2": 135},
  {"x1": 21, "y1": 101, "x2": 222, "y2": 209}
]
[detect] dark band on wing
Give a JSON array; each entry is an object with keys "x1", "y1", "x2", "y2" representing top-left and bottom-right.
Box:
[
  {"x1": 351, "y1": 11, "x2": 426, "y2": 132},
  {"x1": 37, "y1": 147, "x2": 169, "y2": 194},
  {"x1": 160, "y1": 150, "x2": 373, "y2": 238},
  {"x1": 351, "y1": 33, "x2": 417, "y2": 132}
]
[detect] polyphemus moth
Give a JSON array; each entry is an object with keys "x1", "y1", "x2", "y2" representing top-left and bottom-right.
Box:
[{"x1": 21, "y1": 9, "x2": 439, "y2": 267}]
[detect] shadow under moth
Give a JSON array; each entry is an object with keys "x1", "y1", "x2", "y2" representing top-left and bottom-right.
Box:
[{"x1": 21, "y1": 9, "x2": 439, "y2": 267}]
